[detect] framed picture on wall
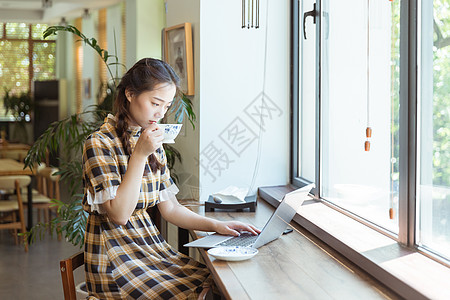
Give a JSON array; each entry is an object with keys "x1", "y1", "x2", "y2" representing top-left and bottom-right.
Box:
[{"x1": 163, "y1": 23, "x2": 194, "y2": 95}]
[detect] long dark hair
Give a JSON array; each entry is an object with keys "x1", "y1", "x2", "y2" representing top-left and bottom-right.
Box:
[{"x1": 113, "y1": 58, "x2": 180, "y2": 173}]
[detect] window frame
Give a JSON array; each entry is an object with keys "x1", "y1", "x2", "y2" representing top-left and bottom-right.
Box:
[
  {"x1": 291, "y1": 0, "x2": 320, "y2": 194},
  {"x1": 290, "y1": 0, "x2": 450, "y2": 264},
  {"x1": 398, "y1": 0, "x2": 417, "y2": 248}
]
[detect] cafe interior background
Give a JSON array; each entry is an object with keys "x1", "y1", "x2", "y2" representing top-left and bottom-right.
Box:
[{"x1": 0, "y1": 0, "x2": 449, "y2": 299}]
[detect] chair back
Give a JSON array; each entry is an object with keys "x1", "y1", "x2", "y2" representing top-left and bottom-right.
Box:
[
  {"x1": 37, "y1": 167, "x2": 60, "y2": 200},
  {"x1": 0, "y1": 176, "x2": 30, "y2": 252},
  {"x1": 0, "y1": 175, "x2": 31, "y2": 209},
  {"x1": 0, "y1": 149, "x2": 29, "y2": 162},
  {"x1": 0, "y1": 175, "x2": 31, "y2": 190},
  {"x1": 60, "y1": 251, "x2": 84, "y2": 300}
]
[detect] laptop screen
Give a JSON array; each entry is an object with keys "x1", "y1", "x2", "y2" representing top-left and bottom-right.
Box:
[{"x1": 252, "y1": 183, "x2": 314, "y2": 248}]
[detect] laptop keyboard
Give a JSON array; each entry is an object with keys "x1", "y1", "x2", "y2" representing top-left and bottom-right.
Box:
[{"x1": 216, "y1": 234, "x2": 258, "y2": 247}]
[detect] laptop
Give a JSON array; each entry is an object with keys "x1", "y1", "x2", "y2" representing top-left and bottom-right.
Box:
[{"x1": 184, "y1": 183, "x2": 315, "y2": 249}]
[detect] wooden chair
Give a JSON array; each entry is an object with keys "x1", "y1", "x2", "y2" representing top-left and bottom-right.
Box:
[
  {"x1": 9, "y1": 166, "x2": 61, "y2": 240},
  {"x1": 34, "y1": 166, "x2": 61, "y2": 224},
  {"x1": 60, "y1": 251, "x2": 84, "y2": 300},
  {"x1": 0, "y1": 175, "x2": 30, "y2": 252},
  {"x1": 0, "y1": 149, "x2": 29, "y2": 162},
  {"x1": 14, "y1": 166, "x2": 60, "y2": 225}
]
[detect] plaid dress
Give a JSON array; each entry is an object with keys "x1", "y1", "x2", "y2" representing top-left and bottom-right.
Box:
[{"x1": 82, "y1": 115, "x2": 210, "y2": 299}]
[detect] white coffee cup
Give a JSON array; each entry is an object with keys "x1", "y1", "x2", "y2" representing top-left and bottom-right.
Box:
[{"x1": 158, "y1": 124, "x2": 183, "y2": 144}]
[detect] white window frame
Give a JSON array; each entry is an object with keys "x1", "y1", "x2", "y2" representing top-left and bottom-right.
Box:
[{"x1": 291, "y1": 0, "x2": 449, "y2": 266}]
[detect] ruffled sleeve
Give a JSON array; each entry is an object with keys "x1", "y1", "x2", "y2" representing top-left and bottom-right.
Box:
[
  {"x1": 86, "y1": 186, "x2": 118, "y2": 214},
  {"x1": 83, "y1": 133, "x2": 122, "y2": 213},
  {"x1": 159, "y1": 184, "x2": 179, "y2": 202}
]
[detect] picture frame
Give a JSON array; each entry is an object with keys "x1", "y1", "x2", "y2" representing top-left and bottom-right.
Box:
[{"x1": 163, "y1": 23, "x2": 194, "y2": 96}]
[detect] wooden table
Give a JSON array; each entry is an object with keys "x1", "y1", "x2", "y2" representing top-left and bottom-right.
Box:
[
  {"x1": 188, "y1": 200, "x2": 399, "y2": 300},
  {"x1": 0, "y1": 143, "x2": 31, "y2": 162},
  {"x1": 0, "y1": 158, "x2": 35, "y2": 230},
  {"x1": 0, "y1": 142, "x2": 31, "y2": 151}
]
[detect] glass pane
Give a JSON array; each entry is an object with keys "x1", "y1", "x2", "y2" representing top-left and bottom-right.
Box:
[
  {"x1": 320, "y1": 0, "x2": 400, "y2": 233},
  {"x1": 32, "y1": 24, "x2": 54, "y2": 40},
  {"x1": 298, "y1": 0, "x2": 316, "y2": 181},
  {"x1": 417, "y1": 0, "x2": 450, "y2": 260},
  {"x1": 33, "y1": 42, "x2": 56, "y2": 80},
  {"x1": 0, "y1": 23, "x2": 4, "y2": 38},
  {"x1": 0, "y1": 40, "x2": 29, "y2": 92},
  {"x1": 5, "y1": 23, "x2": 29, "y2": 39},
  {"x1": 0, "y1": 40, "x2": 29, "y2": 119}
]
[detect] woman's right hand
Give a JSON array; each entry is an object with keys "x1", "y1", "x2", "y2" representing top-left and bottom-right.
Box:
[{"x1": 133, "y1": 123, "x2": 164, "y2": 158}]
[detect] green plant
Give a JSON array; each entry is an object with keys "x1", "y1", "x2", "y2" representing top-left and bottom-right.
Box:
[
  {"x1": 43, "y1": 25, "x2": 124, "y2": 88},
  {"x1": 23, "y1": 25, "x2": 196, "y2": 248}
]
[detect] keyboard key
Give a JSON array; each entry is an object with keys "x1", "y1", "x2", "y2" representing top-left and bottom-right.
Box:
[{"x1": 217, "y1": 234, "x2": 258, "y2": 247}]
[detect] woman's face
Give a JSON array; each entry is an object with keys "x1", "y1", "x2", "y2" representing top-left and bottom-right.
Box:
[{"x1": 126, "y1": 83, "x2": 176, "y2": 128}]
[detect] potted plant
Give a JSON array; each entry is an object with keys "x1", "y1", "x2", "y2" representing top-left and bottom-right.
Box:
[
  {"x1": 3, "y1": 88, "x2": 33, "y2": 143},
  {"x1": 23, "y1": 25, "x2": 196, "y2": 247}
]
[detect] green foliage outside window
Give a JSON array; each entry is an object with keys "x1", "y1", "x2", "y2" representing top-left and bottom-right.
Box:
[
  {"x1": 390, "y1": 1, "x2": 449, "y2": 189},
  {"x1": 432, "y1": 0, "x2": 450, "y2": 187},
  {"x1": 0, "y1": 23, "x2": 55, "y2": 120}
]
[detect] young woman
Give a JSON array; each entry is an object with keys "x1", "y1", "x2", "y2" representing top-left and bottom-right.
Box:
[{"x1": 82, "y1": 58, "x2": 259, "y2": 299}]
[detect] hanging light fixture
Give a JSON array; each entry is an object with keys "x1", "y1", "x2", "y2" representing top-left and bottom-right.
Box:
[
  {"x1": 59, "y1": 17, "x2": 67, "y2": 26},
  {"x1": 82, "y1": 8, "x2": 91, "y2": 20},
  {"x1": 42, "y1": 0, "x2": 52, "y2": 9},
  {"x1": 242, "y1": 0, "x2": 260, "y2": 29}
]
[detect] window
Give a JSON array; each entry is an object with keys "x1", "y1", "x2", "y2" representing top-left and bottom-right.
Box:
[
  {"x1": 296, "y1": 0, "x2": 316, "y2": 183},
  {"x1": 417, "y1": 0, "x2": 450, "y2": 260},
  {"x1": 0, "y1": 23, "x2": 56, "y2": 121},
  {"x1": 293, "y1": 0, "x2": 449, "y2": 264}
]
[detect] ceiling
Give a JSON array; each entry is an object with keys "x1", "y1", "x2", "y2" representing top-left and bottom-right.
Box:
[{"x1": 0, "y1": 0, "x2": 122, "y2": 24}]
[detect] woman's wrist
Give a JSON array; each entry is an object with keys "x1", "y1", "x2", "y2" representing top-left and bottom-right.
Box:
[
  {"x1": 210, "y1": 219, "x2": 221, "y2": 232},
  {"x1": 130, "y1": 151, "x2": 149, "y2": 163}
]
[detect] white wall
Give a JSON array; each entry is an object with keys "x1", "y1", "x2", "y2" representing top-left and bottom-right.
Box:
[
  {"x1": 165, "y1": 0, "x2": 201, "y2": 200},
  {"x1": 125, "y1": 0, "x2": 137, "y2": 69},
  {"x1": 126, "y1": 0, "x2": 166, "y2": 69},
  {"x1": 166, "y1": 0, "x2": 290, "y2": 201},
  {"x1": 107, "y1": 2, "x2": 126, "y2": 78},
  {"x1": 81, "y1": 11, "x2": 99, "y2": 111},
  {"x1": 55, "y1": 31, "x2": 74, "y2": 118},
  {"x1": 55, "y1": 28, "x2": 77, "y2": 117}
]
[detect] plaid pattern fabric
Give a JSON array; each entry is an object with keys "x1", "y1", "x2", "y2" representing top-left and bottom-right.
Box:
[{"x1": 82, "y1": 115, "x2": 211, "y2": 299}]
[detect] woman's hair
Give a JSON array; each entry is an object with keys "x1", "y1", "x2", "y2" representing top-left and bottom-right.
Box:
[{"x1": 113, "y1": 58, "x2": 180, "y2": 173}]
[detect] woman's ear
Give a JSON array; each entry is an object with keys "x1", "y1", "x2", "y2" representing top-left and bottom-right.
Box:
[{"x1": 125, "y1": 89, "x2": 133, "y2": 102}]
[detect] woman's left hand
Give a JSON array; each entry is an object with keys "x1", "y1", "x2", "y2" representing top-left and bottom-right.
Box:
[{"x1": 214, "y1": 220, "x2": 261, "y2": 237}]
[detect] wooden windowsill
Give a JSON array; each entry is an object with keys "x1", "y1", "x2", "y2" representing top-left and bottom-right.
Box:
[{"x1": 259, "y1": 185, "x2": 450, "y2": 300}]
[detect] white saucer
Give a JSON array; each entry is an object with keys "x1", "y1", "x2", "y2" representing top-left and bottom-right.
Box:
[{"x1": 207, "y1": 246, "x2": 258, "y2": 261}]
